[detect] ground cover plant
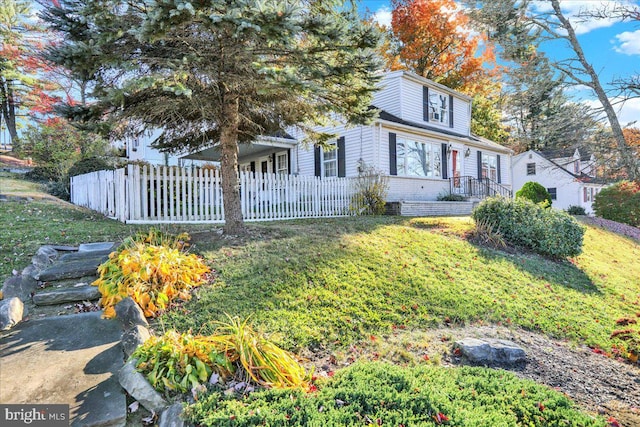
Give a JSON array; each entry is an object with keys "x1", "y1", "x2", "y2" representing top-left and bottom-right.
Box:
[{"x1": 185, "y1": 362, "x2": 606, "y2": 426}]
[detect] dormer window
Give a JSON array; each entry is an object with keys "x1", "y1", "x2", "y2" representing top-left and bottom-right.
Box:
[{"x1": 429, "y1": 91, "x2": 449, "y2": 124}]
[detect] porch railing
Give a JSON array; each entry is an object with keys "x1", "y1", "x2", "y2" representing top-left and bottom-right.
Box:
[{"x1": 449, "y1": 176, "x2": 512, "y2": 199}]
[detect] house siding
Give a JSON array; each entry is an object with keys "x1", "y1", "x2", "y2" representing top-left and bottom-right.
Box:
[{"x1": 372, "y1": 74, "x2": 402, "y2": 117}]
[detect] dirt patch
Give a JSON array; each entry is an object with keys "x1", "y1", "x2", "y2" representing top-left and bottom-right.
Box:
[
  {"x1": 305, "y1": 325, "x2": 640, "y2": 425},
  {"x1": 0, "y1": 154, "x2": 32, "y2": 167}
]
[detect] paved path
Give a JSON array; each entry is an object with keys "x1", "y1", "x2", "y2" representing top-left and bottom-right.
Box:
[{"x1": 0, "y1": 312, "x2": 126, "y2": 426}]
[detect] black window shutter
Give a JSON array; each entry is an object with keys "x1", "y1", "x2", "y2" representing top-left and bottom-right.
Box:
[
  {"x1": 287, "y1": 149, "x2": 291, "y2": 174},
  {"x1": 423, "y1": 86, "x2": 430, "y2": 122},
  {"x1": 250, "y1": 161, "x2": 255, "y2": 173},
  {"x1": 314, "y1": 146, "x2": 321, "y2": 177},
  {"x1": 449, "y1": 94, "x2": 454, "y2": 128},
  {"x1": 497, "y1": 155, "x2": 501, "y2": 183},
  {"x1": 389, "y1": 133, "x2": 397, "y2": 175},
  {"x1": 337, "y1": 137, "x2": 346, "y2": 177},
  {"x1": 441, "y1": 143, "x2": 448, "y2": 180},
  {"x1": 477, "y1": 150, "x2": 483, "y2": 180}
]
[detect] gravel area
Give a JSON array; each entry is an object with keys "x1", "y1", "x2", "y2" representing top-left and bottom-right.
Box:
[{"x1": 580, "y1": 216, "x2": 640, "y2": 241}]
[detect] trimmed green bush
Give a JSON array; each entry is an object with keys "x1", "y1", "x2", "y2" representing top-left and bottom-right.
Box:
[
  {"x1": 185, "y1": 362, "x2": 605, "y2": 426},
  {"x1": 472, "y1": 197, "x2": 585, "y2": 258},
  {"x1": 593, "y1": 181, "x2": 640, "y2": 227},
  {"x1": 516, "y1": 181, "x2": 552, "y2": 207},
  {"x1": 566, "y1": 205, "x2": 586, "y2": 216}
]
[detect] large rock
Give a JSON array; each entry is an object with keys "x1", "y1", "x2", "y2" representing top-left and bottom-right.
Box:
[
  {"x1": 121, "y1": 325, "x2": 151, "y2": 358},
  {"x1": 36, "y1": 245, "x2": 59, "y2": 262},
  {"x1": 32, "y1": 285, "x2": 101, "y2": 306},
  {"x1": 0, "y1": 297, "x2": 24, "y2": 330},
  {"x1": 2, "y1": 268, "x2": 39, "y2": 302},
  {"x1": 115, "y1": 297, "x2": 149, "y2": 328},
  {"x1": 59, "y1": 250, "x2": 111, "y2": 263},
  {"x1": 32, "y1": 253, "x2": 55, "y2": 270},
  {"x1": 36, "y1": 260, "x2": 103, "y2": 281},
  {"x1": 454, "y1": 338, "x2": 526, "y2": 365},
  {"x1": 119, "y1": 360, "x2": 168, "y2": 413},
  {"x1": 158, "y1": 403, "x2": 186, "y2": 427},
  {"x1": 79, "y1": 242, "x2": 117, "y2": 253}
]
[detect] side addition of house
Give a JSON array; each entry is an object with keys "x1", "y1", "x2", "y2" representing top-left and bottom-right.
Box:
[
  {"x1": 511, "y1": 148, "x2": 608, "y2": 214},
  {"x1": 296, "y1": 71, "x2": 513, "y2": 207}
]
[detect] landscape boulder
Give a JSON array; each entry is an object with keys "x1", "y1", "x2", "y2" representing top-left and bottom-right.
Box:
[
  {"x1": 158, "y1": 403, "x2": 186, "y2": 427},
  {"x1": 121, "y1": 325, "x2": 152, "y2": 358},
  {"x1": 0, "y1": 297, "x2": 24, "y2": 330},
  {"x1": 119, "y1": 360, "x2": 168, "y2": 413},
  {"x1": 115, "y1": 297, "x2": 149, "y2": 328},
  {"x1": 1, "y1": 274, "x2": 37, "y2": 301},
  {"x1": 454, "y1": 338, "x2": 526, "y2": 365}
]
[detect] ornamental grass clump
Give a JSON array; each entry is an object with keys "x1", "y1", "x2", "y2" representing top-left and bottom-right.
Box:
[
  {"x1": 93, "y1": 229, "x2": 210, "y2": 318},
  {"x1": 131, "y1": 316, "x2": 310, "y2": 394}
]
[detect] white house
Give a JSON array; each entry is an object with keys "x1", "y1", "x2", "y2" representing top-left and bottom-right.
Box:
[
  {"x1": 129, "y1": 71, "x2": 513, "y2": 203},
  {"x1": 512, "y1": 148, "x2": 608, "y2": 214}
]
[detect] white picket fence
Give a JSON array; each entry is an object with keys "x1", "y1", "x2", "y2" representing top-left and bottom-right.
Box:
[{"x1": 70, "y1": 165, "x2": 362, "y2": 223}]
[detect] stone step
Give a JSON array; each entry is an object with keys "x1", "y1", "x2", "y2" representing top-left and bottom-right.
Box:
[
  {"x1": 37, "y1": 259, "x2": 106, "y2": 282},
  {"x1": 33, "y1": 285, "x2": 101, "y2": 306},
  {"x1": 59, "y1": 250, "x2": 112, "y2": 263}
]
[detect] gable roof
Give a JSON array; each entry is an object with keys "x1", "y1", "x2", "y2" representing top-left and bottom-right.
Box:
[
  {"x1": 382, "y1": 70, "x2": 473, "y2": 101},
  {"x1": 375, "y1": 108, "x2": 512, "y2": 154}
]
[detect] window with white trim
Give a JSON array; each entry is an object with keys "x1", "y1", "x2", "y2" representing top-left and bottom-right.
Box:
[
  {"x1": 482, "y1": 153, "x2": 497, "y2": 181},
  {"x1": 428, "y1": 91, "x2": 449, "y2": 124},
  {"x1": 276, "y1": 152, "x2": 288, "y2": 175},
  {"x1": 547, "y1": 187, "x2": 557, "y2": 200},
  {"x1": 396, "y1": 138, "x2": 441, "y2": 178},
  {"x1": 322, "y1": 143, "x2": 337, "y2": 177},
  {"x1": 526, "y1": 163, "x2": 536, "y2": 175}
]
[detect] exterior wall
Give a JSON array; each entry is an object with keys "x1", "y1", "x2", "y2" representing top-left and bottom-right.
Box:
[
  {"x1": 386, "y1": 176, "x2": 449, "y2": 202},
  {"x1": 465, "y1": 148, "x2": 512, "y2": 185},
  {"x1": 372, "y1": 73, "x2": 402, "y2": 117},
  {"x1": 512, "y1": 151, "x2": 582, "y2": 211}
]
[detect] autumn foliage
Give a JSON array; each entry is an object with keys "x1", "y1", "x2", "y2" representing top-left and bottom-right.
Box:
[
  {"x1": 93, "y1": 230, "x2": 210, "y2": 318},
  {"x1": 385, "y1": 0, "x2": 496, "y2": 90}
]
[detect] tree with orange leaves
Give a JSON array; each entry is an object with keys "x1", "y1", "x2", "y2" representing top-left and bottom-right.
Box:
[{"x1": 382, "y1": 0, "x2": 507, "y2": 141}]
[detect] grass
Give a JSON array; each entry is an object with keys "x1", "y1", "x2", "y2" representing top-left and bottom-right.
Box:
[
  {"x1": 0, "y1": 171, "x2": 45, "y2": 198},
  {"x1": 161, "y1": 216, "x2": 640, "y2": 358}
]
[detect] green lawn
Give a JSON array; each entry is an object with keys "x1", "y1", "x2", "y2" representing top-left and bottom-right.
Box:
[{"x1": 161, "y1": 216, "x2": 640, "y2": 357}]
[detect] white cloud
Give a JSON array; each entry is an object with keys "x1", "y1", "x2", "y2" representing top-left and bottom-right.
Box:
[
  {"x1": 613, "y1": 30, "x2": 640, "y2": 55},
  {"x1": 531, "y1": 0, "x2": 630, "y2": 35},
  {"x1": 373, "y1": 6, "x2": 392, "y2": 28},
  {"x1": 582, "y1": 97, "x2": 640, "y2": 128}
]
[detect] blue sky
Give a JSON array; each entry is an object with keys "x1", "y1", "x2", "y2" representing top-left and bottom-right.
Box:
[{"x1": 361, "y1": 0, "x2": 640, "y2": 128}]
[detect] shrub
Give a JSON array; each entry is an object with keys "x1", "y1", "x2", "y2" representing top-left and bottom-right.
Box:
[
  {"x1": 593, "y1": 181, "x2": 640, "y2": 227},
  {"x1": 472, "y1": 197, "x2": 585, "y2": 258},
  {"x1": 184, "y1": 362, "x2": 605, "y2": 426},
  {"x1": 93, "y1": 229, "x2": 210, "y2": 318},
  {"x1": 46, "y1": 181, "x2": 70, "y2": 201},
  {"x1": 351, "y1": 165, "x2": 388, "y2": 215},
  {"x1": 25, "y1": 165, "x2": 61, "y2": 182},
  {"x1": 515, "y1": 181, "x2": 552, "y2": 206},
  {"x1": 132, "y1": 317, "x2": 310, "y2": 393},
  {"x1": 68, "y1": 157, "x2": 115, "y2": 177},
  {"x1": 567, "y1": 205, "x2": 586, "y2": 216}
]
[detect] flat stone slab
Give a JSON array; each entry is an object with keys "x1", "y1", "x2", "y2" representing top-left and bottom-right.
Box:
[
  {"x1": 37, "y1": 260, "x2": 104, "y2": 282},
  {"x1": 455, "y1": 337, "x2": 526, "y2": 365},
  {"x1": 79, "y1": 242, "x2": 117, "y2": 253},
  {"x1": 59, "y1": 250, "x2": 111, "y2": 263},
  {"x1": 0, "y1": 312, "x2": 126, "y2": 426},
  {"x1": 33, "y1": 285, "x2": 101, "y2": 306}
]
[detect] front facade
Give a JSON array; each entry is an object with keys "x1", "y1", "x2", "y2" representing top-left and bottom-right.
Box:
[
  {"x1": 128, "y1": 71, "x2": 513, "y2": 203},
  {"x1": 512, "y1": 149, "x2": 608, "y2": 214},
  {"x1": 296, "y1": 71, "x2": 513, "y2": 202}
]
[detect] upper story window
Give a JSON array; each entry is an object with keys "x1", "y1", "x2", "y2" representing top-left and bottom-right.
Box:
[
  {"x1": 428, "y1": 91, "x2": 449, "y2": 124},
  {"x1": 482, "y1": 153, "x2": 497, "y2": 181},
  {"x1": 322, "y1": 143, "x2": 338, "y2": 177},
  {"x1": 526, "y1": 163, "x2": 536, "y2": 175},
  {"x1": 396, "y1": 137, "x2": 441, "y2": 178}
]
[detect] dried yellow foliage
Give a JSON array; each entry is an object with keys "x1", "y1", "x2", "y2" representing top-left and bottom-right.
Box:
[{"x1": 93, "y1": 230, "x2": 209, "y2": 318}]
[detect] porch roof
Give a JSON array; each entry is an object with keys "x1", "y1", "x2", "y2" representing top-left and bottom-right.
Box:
[{"x1": 181, "y1": 134, "x2": 297, "y2": 162}]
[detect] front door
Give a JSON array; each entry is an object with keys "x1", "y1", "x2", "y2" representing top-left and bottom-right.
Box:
[{"x1": 450, "y1": 149, "x2": 462, "y2": 192}]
